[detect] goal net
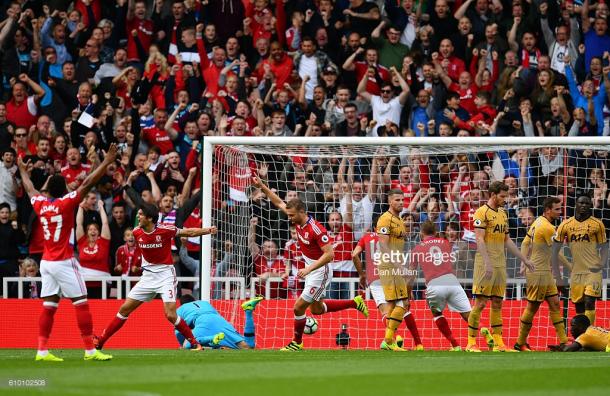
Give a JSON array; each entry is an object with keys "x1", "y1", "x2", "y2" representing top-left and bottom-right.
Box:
[{"x1": 201, "y1": 137, "x2": 610, "y2": 350}]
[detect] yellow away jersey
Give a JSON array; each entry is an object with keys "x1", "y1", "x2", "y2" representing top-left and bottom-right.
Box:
[
  {"x1": 473, "y1": 204, "x2": 508, "y2": 266},
  {"x1": 376, "y1": 211, "x2": 406, "y2": 256},
  {"x1": 575, "y1": 326, "x2": 610, "y2": 351},
  {"x1": 522, "y1": 216, "x2": 555, "y2": 272},
  {"x1": 553, "y1": 216, "x2": 606, "y2": 273}
]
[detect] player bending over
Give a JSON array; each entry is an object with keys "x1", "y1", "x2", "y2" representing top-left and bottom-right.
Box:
[
  {"x1": 375, "y1": 189, "x2": 422, "y2": 351},
  {"x1": 251, "y1": 176, "x2": 369, "y2": 352},
  {"x1": 515, "y1": 197, "x2": 569, "y2": 351},
  {"x1": 409, "y1": 221, "x2": 471, "y2": 351},
  {"x1": 551, "y1": 315, "x2": 610, "y2": 352},
  {"x1": 353, "y1": 229, "x2": 423, "y2": 350},
  {"x1": 552, "y1": 195, "x2": 608, "y2": 327},
  {"x1": 19, "y1": 144, "x2": 118, "y2": 362},
  {"x1": 94, "y1": 203, "x2": 217, "y2": 351},
  {"x1": 175, "y1": 295, "x2": 263, "y2": 349},
  {"x1": 468, "y1": 181, "x2": 534, "y2": 352}
]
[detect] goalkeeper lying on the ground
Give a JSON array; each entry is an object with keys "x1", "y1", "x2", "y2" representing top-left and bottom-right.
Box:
[
  {"x1": 175, "y1": 295, "x2": 263, "y2": 349},
  {"x1": 550, "y1": 314, "x2": 610, "y2": 352}
]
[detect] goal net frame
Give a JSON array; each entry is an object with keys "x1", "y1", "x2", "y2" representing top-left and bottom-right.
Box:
[{"x1": 199, "y1": 136, "x2": 610, "y2": 349}]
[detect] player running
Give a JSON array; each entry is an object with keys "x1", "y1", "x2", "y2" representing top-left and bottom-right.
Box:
[
  {"x1": 175, "y1": 295, "x2": 263, "y2": 349},
  {"x1": 515, "y1": 197, "x2": 569, "y2": 351},
  {"x1": 551, "y1": 315, "x2": 610, "y2": 352},
  {"x1": 468, "y1": 181, "x2": 534, "y2": 352},
  {"x1": 375, "y1": 189, "x2": 421, "y2": 352},
  {"x1": 552, "y1": 195, "x2": 608, "y2": 327},
  {"x1": 94, "y1": 203, "x2": 217, "y2": 351},
  {"x1": 19, "y1": 144, "x2": 118, "y2": 362},
  {"x1": 251, "y1": 176, "x2": 369, "y2": 352},
  {"x1": 353, "y1": 228, "x2": 423, "y2": 350},
  {"x1": 409, "y1": 221, "x2": 471, "y2": 351}
]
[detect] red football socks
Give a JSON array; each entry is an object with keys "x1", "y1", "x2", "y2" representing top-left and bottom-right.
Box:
[
  {"x1": 98, "y1": 313, "x2": 128, "y2": 348},
  {"x1": 73, "y1": 300, "x2": 95, "y2": 350},
  {"x1": 404, "y1": 311, "x2": 423, "y2": 345},
  {"x1": 293, "y1": 315, "x2": 307, "y2": 344},
  {"x1": 174, "y1": 317, "x2": 199, "y2": 347},
  {"x1": 38, "y1": 302, "x2": 58, "y2": 351},
  {"x1": 323, "y1": 300, "x2": 356, "y2": 313},
  {"x1": 434, "y1": 315, "x2": 458, "y2": 347}
]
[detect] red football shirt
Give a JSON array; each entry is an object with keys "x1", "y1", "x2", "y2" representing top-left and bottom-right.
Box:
[
  {"x1": 61, "y1": 164, "x2": 91, "y2": 188},
  {"x1": 410, "y1": 236, "x2": 455, "y2": 284},
  {"x1": 296, "y1": 216, "x2": 331, "y2": 264},
  {"x1": 330, "y1": 224, "x2": 354, "y2": 262},
  {"x1": 31, "y1": 191, "x2": 81, "y2": 261},
  {"x1": 115, "y1": 244, "x2": 143, "y2": 275},
  {"x1": 77, "y1": 236, "x2": 110, "y2": 273},
  {"x1": 133, "y1": 224, "x2": 178, "y2": 266},
  {"x1": 357, "y1": 232, "x2": 380, "y2": 285},
  {"x1": 391, "y1": 180, "x2": 416, "y2": 207},
  {"x1": 142, "y1": 126, "x2": 174, "y2": 154},
  {"x1": 254, "y1": 254, "x2": 287, "y2": 299}
]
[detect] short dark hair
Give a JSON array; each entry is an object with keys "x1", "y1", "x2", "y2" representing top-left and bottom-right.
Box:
[
  {"x1": 112, "y1": 201, "x2": 126, "y2": 211},
  {"x1": 488, "y1": 181, "x2": 509, "y2": 195},
  {"x1": 543, "y1": 197, "x2": 561, "y2": 211},
  {"x1": 140, "y1": 203, "x2": 159, "y2": 221},
  {"x1": 47, "y1": 175, "x2": 68, "y2": 198},
  {"x1": 570, "y1": 314, "x2": 591, "y2": 332},
  {"x1": 387, "y1": 188, "x2": 404, "y2": 198},
  {"x1": 179, "y1": 294, "x2": 196, "y2": 305},
  {"x1": 286, "y1": 198, "x2": 306, "y2": 212},
  {"x1": 0, "y1": 202, "x2": 10, "y2": 212},
  {"x1": 446, "y1": 92, "x2": 460, "y2": 102},
  {"x1": 421, "y1": 220, "x2": 437, "y2": 236}
]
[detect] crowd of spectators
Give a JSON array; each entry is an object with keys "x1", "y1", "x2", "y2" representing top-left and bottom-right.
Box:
[{"x1": 0, "y1": 0, "x2": 610, "y2": 300}]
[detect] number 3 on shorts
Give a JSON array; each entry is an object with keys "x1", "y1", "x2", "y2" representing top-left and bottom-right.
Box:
[{"x1": 168, "y1": 289, "x2": 174, "y2": 299}]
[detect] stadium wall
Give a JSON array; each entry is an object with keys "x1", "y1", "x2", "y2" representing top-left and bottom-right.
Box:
[{"x1": 0, "y1": 299, "x2": 587, "y2": 350}]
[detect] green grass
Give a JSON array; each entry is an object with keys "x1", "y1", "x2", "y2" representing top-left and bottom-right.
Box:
[{"x1": 1, "y1": 349, "x2": 609, "y2": 396}]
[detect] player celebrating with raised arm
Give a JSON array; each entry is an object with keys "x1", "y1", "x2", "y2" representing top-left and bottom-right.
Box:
[
  {"x1": 515, "y1": 197, "x2": 570, "y2": 351},
  {"x1": 552, "y1": 195, "x2": 608, "y2": 327},
  {"x1": 19, "y1": 144, "x2": 119, "y2": 362},
  {"x1": 409, "y1": 221, "x2": 471, "y2": 351},
  {"x1": 251, "y1": 176, "x2": 369, "y2": 352},
  {"x1": 376, "y1": 189, "x2": 416, "y2": 352},
  {"x1": 467, "y1": 181, "x2": 534, "y2": 352},
  {"x1": 94, "y1": 203, "x2": 217, "y2": 351}
]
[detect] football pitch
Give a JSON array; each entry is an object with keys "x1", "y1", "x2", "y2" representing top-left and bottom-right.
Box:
[{"x1": 1, "y1": 349, "x2": 609, "y2": 396}]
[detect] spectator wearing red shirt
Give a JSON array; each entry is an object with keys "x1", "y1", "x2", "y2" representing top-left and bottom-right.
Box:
[
  {"x1": 327, "y1": 182, "x2": 355, "y2": 299},
  {"x1": 436, "y1": 60, "x2": 478, "y2": 116},
  {"x1": 114, "y1": 228, "x2": 142, "y2": 277},
  {"x1": 343, "y1": 47, "x2": 391, "y2": 95},
  {"x1": 283, "y1": 225, "x2": 306, "y2": 298},
  {"x1": 248, "y1": 217, "x2": 289, "y2": 299},
  {"x1": 384, "y1": 158, "x2": 417, "y2": 208},
  {"x1": 126, "y1": 0, "x2": 154, "y2": 63},
  {"x1": 255, "y1": 41, "x2": 294, "y2": 90},
  {"x1": 6, "y1": 74, "x2": 45, "y2": 130},
  {"x1": 435, "y1": 39, "x2": 466, "y2": 82},
  {"x1": 61, "y1": 147, "x2": 91, "y2": 191},
  {"x1": 76, "y1": 199, "x2": 111, "y2": 299},
  {"x1": 196, "y1": 23, "x2": 229, "y2": 96},
  {"x1": 142, "y1": 108, "x2": 178, "y2": 155}
]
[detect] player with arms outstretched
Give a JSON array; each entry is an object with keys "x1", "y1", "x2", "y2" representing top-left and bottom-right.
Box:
[
  {"x1": 468, "y1": 181, "x2": 534, "y2": 352},
  {"x1": 409, "y1": 221, "x2": 471, "y2": 351},
  {"x1": 94, "y1": 203, "x2": 217, "y2": 351},
  {"x1": 552, "y1": 195, "x2": 608, "y2": 326},
  {"x1": 251, "y1": 176, "x2": 369, "y2": 352},
  {"x1": 551, "y1": 315, "x2": 610, "y2": 352},
  {"x1": 19, "y1": 144, "x2": 118, "y2": 362},
  {"x1": 376, "y1": 189, "x2": 420, "y2": 352},
  {"x1": 515, "y1": 197, "x2": 569, "y2": 351}
]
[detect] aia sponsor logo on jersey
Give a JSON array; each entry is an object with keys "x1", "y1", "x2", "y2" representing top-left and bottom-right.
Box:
[
  {"x1": 570, "y1": 233, "x2": 591, "y2": 242},
  {"x1": 493, "y1": 224, "x2": 507, "y2": 233}
]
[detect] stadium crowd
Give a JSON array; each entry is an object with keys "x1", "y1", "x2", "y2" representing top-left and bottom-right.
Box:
[{"x1": 0, "y1": 0, "x2": 609, "y2": 300}]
